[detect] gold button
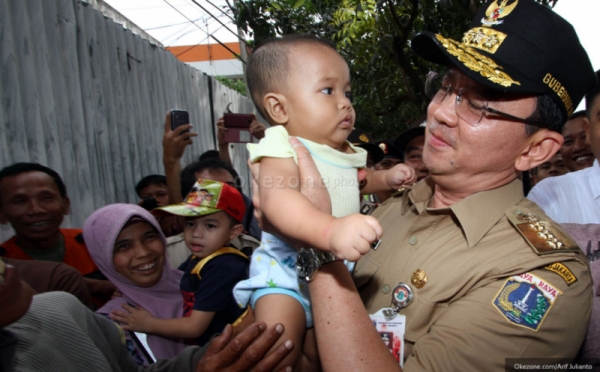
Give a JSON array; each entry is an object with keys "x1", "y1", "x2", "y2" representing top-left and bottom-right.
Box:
[
  {"x1": 382, "y1": 284, "x2": 391, "y2": 294},
  {"x1": 409, "y1": 236, "x2": 418, "y2": 245}
]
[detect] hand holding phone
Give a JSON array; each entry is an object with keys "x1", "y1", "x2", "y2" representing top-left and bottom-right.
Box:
[
  {"x1": 223, "y1": 113, "x2": 254, "y2": 143},
  {"x1": 170, "y1": 110, "x2": 189, "y2": 134}
]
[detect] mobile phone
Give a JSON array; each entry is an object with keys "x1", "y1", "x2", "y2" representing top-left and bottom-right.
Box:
[
  {"x1": 223, "y1": 113, "x2": 254, "y2": 143},
  {"x1": 170, "y1": 110, "x2": 189, "y2": 133},
  {"x1": 223, "y1": 113, "x2": 253, "y2": 129},
  {"x1": 140, "y1": 197, "x2": 158, "y2": 211}
]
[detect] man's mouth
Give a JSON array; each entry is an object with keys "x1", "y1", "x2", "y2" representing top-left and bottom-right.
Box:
[
  {"x1": 27, "y1": 221, "x2": 51, "y2": 228},
  {"x1": 574, "y1": 155, "x2": 593, "y2": 163}
]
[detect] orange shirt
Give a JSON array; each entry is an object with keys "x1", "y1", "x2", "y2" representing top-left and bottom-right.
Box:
[{"x1": 0, "y1": 228, "x2": 99, "y2": 276}]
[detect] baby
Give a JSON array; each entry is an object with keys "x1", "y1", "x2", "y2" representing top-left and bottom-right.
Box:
[{"x1": 233, "y1": 35, "x2": 416, "y2": 370}]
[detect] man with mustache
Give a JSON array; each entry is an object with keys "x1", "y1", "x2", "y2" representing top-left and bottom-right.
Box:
[{"x1": 253, "y1": 0, "x2": 595, "y2": 370}]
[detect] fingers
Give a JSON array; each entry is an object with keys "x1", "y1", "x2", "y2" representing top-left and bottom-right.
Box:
[
  {"x1": 233, "y1": 323, "x2": 293, "y2": 372},
  {"x1": 249, "y1": 340, "x2": 294, "y2": 372},
  {"x1": 211, "y1": 322, "x2": 267, "y2": 365},
  {"x1": 164, "y1": 111, "x2": 172, "y2": 133},
  {"x1": 291, "y1": 136, "x2": 320, "y2": 183},
  {"x1": 109, "y1": 311, "x2": 129, "y2": 324},
  {"x1": 357, "y1": 168, "x2": 368, "y2": 183},
  {"x1": 363, "y1": 216, "x2": 383, "y2": 239},
  {"x1": 203, "y1": 324, "x2": 234, "y2": 357}
]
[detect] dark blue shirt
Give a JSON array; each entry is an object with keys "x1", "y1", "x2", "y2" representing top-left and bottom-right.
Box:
[{"x1": 178, "y1": 252, "x2": 249, "y2": 347}]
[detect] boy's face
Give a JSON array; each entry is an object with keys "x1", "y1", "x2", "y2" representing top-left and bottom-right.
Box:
[
  {"x1": 183, "y1": 211, "x2": 242, "y2": 258},
  {"x1": 283, "y1": 44, "x2": 354, "y2": 150}
]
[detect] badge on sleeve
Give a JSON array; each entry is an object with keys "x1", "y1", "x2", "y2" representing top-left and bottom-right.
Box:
[{"x1": 492, "y1": 272, "x2": 562, "y2": 332}]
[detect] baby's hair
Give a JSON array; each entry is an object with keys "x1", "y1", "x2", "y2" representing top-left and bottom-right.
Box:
[{"x1": 246, "y1": 34, "x2": 338, "y2": 120}]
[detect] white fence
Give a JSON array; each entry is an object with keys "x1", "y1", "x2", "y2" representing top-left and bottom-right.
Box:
[{"x1": 0, "y1": 0, "x2": 260, "y2": 241}]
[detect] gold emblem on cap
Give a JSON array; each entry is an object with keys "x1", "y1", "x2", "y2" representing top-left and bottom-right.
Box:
[
  {"x1": 463, "y1": 27, "x2": 507, "y2": 54},
  {"x1": 482, "y1": 0, "x2": 518, "y2": 26},
  {"x1": 358, "y1": 134, "x2": 369, "y2": 143},
  {"x1": 411, "y1": 269, "x2": 427, "y2": 289},
  {"x1": 435, "y1": 34, "x2": 520, "y2": 88}
]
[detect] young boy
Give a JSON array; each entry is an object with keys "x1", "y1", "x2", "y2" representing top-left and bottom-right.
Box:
[
  {"x1": 113, "y1": 179, "x2": 250, "y2": 347},
  {"x1": 232, "y1": 35, "x2": 416, "y2": 370}
]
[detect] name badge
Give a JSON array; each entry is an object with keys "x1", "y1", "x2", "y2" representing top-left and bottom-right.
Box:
[{"x1": 370, "y1": 308, "x2": 406, "y2": 368}]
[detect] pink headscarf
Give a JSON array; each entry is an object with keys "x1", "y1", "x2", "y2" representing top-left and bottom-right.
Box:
[{"x1": 83, "y1": 203, "x2": 186, "y2": 359}]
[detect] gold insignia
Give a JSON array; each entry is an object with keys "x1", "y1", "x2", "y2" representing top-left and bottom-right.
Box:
[
  {"x1": 507, "y1": 209, "x2": 579, "y2": 255},
  {"x1": 411, "y1": 269, "x2": 428, "y2": 289},
  {"x1": 544, "y1": 262, "x2": 577, "y2": 285},
  {"x1": 435, "y1": 34, "x2": 520, "y2": 88},
  {"x1": 358, "y1": 134, "x2": 369, "y2": 143},
  {"x1": 462, "y1": 27, "x2": 507, "y2": 54},
  {"x1": 482, "y1": 0, "x2": 519, "y2": 26}
]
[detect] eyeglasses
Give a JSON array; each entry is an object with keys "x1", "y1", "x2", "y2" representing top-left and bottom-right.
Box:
[{"x1": 425, "y1": 71, "x2": 544, "y2": 127}]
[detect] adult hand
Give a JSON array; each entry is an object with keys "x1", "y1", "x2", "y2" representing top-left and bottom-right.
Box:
[
  {"x1": 162, "y1": 111, "x2": 198, "y2": 163},
  {"x1": 249, "y1": 136, "x2": 332, "y2": 235},
  {"x1": 249, "y1": 116, "x2": 266, "y2": 140},
  {"x1": 196, "y1": 322, "x2": 293, "y2": 372}
]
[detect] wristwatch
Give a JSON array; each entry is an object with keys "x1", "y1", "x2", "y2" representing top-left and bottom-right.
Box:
[{"x1": 296, "y1": 248, "x2": 339, "y2": 282}]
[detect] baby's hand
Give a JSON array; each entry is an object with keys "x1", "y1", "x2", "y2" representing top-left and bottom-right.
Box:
[
  {"x1": 328, "y1": 214, "x2": 383, "y2": 262},
  {"x1": 385, "y1": 164, "x2": 417, "y2": 190},
  {"x1": 110, "y1": 304, "x2": 154, "y2": 332}
]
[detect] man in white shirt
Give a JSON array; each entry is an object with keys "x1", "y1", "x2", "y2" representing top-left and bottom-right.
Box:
[{"x1": 528, "y1": 70, "x2": 600, "y2": 224}]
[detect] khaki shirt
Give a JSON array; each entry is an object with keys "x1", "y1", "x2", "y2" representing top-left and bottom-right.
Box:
[{"x1": 354, "y1": 178, "x2": 592, "y2": 370}]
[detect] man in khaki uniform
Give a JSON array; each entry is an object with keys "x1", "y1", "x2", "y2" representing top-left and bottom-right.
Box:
[{"x1": 287, "y1": 0, "x2": 598, "y2": 371}]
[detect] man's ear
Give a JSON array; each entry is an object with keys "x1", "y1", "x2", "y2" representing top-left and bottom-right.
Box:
[
  {"x1": 62, "y1": 197, "x2": 71, "y2": 216},
  {"x1": 263, "y1": 93, "x2": 289, "y2": 125},
  {"x1": 229, "y1": 223, "x2": 244, "y2": 240},
  {"x1": 515, "y1": 129, "x2": 563, "y2": 171}
]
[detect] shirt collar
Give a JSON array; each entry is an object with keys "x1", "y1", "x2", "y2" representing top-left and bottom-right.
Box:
[{"x1": 402, "y1": 178, "x2": 525, "y2": 248}]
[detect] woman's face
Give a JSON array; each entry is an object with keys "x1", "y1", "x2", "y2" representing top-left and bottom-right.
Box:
[{"x1": 112, "y1": 221, "x2": 165, "y2": 287}]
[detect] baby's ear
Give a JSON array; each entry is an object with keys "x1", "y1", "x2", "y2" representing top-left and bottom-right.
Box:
[
  {"x1": 229, "y1": 223, "x2": 244, "y2": 240},
  {"x1": 263, "y1": 93, "x2": 288, "y2": 125}
]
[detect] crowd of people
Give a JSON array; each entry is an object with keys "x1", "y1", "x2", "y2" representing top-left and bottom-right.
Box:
[{"x1": 2, "y1": 0, "x2": 600, "y2": 370}]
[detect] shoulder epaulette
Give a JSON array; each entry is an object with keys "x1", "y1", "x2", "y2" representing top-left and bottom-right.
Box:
[{"x1": 506, "y1": 208, "x2": 579, "y2": 255}]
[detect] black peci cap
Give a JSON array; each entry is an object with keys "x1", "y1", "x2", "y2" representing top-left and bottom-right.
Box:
[
  {"x1": 394, "y1": 120, "x2": 427, "y2": 154},
  {"x1": 348, "y1": 128, "x2": 385, "y2": 164},
  {"x1": 411, "y1": 0, "x2": 596, "y2": 122}
]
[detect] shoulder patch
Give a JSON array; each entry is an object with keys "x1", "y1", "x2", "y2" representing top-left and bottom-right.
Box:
[
  {"x1": 492, "y1": 272, "x2": 562, "y2": 332},
  {"x1": 506, "y1": 208, "x2": 579, "y2": 255},
  {"x1": 544, "y1": 262, "x2": 577, "y2": 285}
]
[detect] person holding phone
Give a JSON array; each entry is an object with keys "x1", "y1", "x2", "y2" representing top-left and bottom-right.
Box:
[{"x1": 217, "y1": 114, "x2": 267, "y2": 168}]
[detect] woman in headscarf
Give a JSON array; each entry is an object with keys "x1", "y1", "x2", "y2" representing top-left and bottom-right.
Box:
[{"x1": 84, "y1": 204, "x2": 186, "y2": 365}]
